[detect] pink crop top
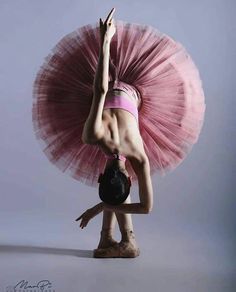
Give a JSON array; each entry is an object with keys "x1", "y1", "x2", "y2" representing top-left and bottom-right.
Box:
[{"x1": 104, "y1": 80, "x2": 140, "y2": 123}]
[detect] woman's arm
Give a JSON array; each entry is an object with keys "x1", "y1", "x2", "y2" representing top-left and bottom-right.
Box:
[
  {"x1": 82, "y1": 9, "x2": 116, "y2": 144},
  {"x1": 76, "y1": 155, "x2": 153, "y2": 228},
  {"x1": 104, "y1": 156, "x2": 153, "y2": 214}
]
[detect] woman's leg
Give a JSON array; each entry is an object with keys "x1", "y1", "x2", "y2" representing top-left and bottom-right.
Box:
[
  {"x1": 115, "y1": 195, "x2": 140, "y2": 256},
  {"x1": 94, "y1": 196, "x2": 140, "y2": 258},
  {"x1": 95, "y1": 210, "x2": 118, "y2": 249},
  {"x1": 115, "y1": 195, "x2": 134, "y2": 238}
]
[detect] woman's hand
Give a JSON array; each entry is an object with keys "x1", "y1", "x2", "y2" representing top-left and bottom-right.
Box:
[
  {"x1": 99, "y1": 7, "x2": 116, "y2": 41},
  {"x1": 75, "y1": 203, "x2": 104, "y2": 229}
]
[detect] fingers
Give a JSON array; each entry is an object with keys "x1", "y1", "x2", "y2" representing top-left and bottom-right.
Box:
[
  {"x1": 75, "y1": 214, "x2": 83, "y2": 221},
  {"x1": 75, "y1": 212, "x2": 88, "y2": 229},
  {"x1": 75, "y1": 211, "x2": 86, "y2": 221},
  {"x1": 105, "y1": 7, "x2": 115, "y2": 24},
  {"x1": 80, "y1": 217, "x2": 88, "y2": 229},
  {"x1": 79, "y1": 219, "x2": 83, "y2": 228},
  {"x1": 75, "y1": 215, "x2": 86, "y2": 228}
]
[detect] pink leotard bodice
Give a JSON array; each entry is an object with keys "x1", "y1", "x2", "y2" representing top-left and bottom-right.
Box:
[{"x1": 104, "y1": 80, "x2": 140, "y2": 123}]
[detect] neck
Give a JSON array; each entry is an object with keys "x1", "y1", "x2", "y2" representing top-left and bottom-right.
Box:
[
  {"x1": 106, "y1": 158, "x2": 126, "y2": 170},
  {"x1": 103, "y1": 151, "x2": 127, "y2": 174},
  {"x1": 105, "y1": 157, "x2": 129, "y2": 177}
]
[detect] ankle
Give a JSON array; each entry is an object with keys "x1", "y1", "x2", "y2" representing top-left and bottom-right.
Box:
[
  {"x1": 100, "y1": 228, "x2": 114, "y2": 238},
  {"x1": 121, "y1": 230, "x2": 135, "y2": 242}
]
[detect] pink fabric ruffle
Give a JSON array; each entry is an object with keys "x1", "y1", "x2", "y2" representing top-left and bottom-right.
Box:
[{"x1": 32, "y1": 20, "x2": 206, "y2": 187}]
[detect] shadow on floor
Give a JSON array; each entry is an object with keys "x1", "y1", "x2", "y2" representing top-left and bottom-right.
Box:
[{"x1": 0, "y1": 244, "x2": 93, "y2": 258}]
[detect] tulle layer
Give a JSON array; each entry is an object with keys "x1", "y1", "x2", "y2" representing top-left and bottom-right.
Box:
[{"x1": 32, "y1": 20, "x2": 206, "y2": 187}]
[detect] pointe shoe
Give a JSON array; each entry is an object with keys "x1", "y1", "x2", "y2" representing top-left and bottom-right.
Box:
[
  {"x1": 118, "y1": 241, "x2": 140, "y2": 258},
  {"x1": 93, "y1": 240, "x2": 140, "y2": 258},
  {"x1": 93, "y1": 243, "x2": 120, "y2": 258},
  {"x1": 93, "y1": 229, "x2": 140, "y2": 258},
  {"x1": 119, "y1": 230, "x2": 140, "y2": 258},
  {"x1": 93, "y1": 243, "x2": 140, "y2": 258},
  {"x1": 95, "y1": 229, "x2": 118, "y2": 249},
  {"x1": 93, "y1": 229, "x2": 119, "y2": 257}
]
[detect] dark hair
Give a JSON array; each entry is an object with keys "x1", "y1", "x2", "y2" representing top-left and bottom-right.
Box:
[{"x1": 98, "y1": 166, "x2": 131, "y2": 205}]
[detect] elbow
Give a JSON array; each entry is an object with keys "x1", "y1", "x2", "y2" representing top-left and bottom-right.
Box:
[
  {"x1": 82, "y1": 127, "x2": 103, "y2": 145},
  {"x1": 101, "y1": 86, "x2": 108, "y2": 95},
  {"x1": 81, "y1": 132, "x2": 90, "y2": 144},
  {"x1": 141, "y1": 204, "x2": 153, "y2": 214},
  {"x1": 144, "y1": 207, "x2": 153, "y2": 214},
  {"x1": 81, "y1": 134, "x2": 99, "y2": 145},
  {"x1": 81, "y1": 136, "x2": 89, "y2": 144},
  {"x1": 93, "y1": 85, "x2": 108, "y2": 95},
  {"x1": 81, "y1": 133, "x2": 95, "y2": 145}
]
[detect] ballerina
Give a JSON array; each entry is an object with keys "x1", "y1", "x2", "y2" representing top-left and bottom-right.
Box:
[
  {"x1": 75, "y1": 8, "x2": 152, "y2": 257},
  {"x1": 32, "y1": 8, "x2": 206, "y2": 258}
]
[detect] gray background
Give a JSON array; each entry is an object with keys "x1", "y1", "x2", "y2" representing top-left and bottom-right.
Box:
[{"x1": 0, "y1": 0, "x2": 235, "y2": 291}]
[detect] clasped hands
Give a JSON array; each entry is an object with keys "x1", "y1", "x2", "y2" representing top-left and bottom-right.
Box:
[
  {"x1": 99, "y1": 7, "x2": 116, "y2": 41},
  {"x1": 75, "y1": 202, "x2": 105, "y2": 229}
]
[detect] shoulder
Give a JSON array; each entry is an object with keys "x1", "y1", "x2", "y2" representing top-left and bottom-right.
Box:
[{"x1": 82, "y1": 128, "x2": 105, "y2": 145}]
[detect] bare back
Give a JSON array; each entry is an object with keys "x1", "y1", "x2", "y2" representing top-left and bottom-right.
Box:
[{"x1": 97, "y1": 92, "x2": 146, "y2": 164}]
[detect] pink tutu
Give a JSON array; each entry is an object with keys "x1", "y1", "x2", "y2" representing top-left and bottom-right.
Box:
[{"x1": 32, "y1": 20, "x2": 206, "y2": 187}]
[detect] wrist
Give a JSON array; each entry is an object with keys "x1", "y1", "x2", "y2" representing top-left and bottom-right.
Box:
[{"x1": 97, "y1": 202, "x2": 105, "y2": 212}]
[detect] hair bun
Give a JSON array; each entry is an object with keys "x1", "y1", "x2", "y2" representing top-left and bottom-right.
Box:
[{"x1": 98, "y1": 167, "x2": 131, "y2": 205}]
